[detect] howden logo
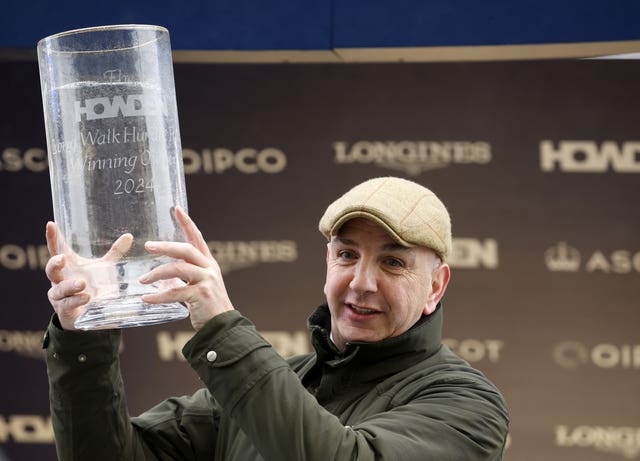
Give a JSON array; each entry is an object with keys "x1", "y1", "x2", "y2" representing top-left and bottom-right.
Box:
[
  {"x1": 0, "y1": 330, "x2": 45, "y2": 359},
  {"x1": 75, "y1": 94, "x2": 162, "y2": 122},
  {"x1": 540, "y1": 140, "x2": 640, "y2": 173},
  {"x1": 157, "y1": 330, "x2": 310, "y2": 361},
  {"x1": 449, "y1": 238, "x2": 499, "y2": 270},
  {"x1": 0, "y1": 415, "x2": 54, "y2": 444}
]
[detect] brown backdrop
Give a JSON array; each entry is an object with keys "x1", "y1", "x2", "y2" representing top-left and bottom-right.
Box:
[{"x1": 1, "y1": 58, "x2": 639, "y2": 461}]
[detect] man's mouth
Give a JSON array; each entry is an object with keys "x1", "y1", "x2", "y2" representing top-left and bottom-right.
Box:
[{"x1": 347, "y1": 303, "x2": 379, "y2": 315}]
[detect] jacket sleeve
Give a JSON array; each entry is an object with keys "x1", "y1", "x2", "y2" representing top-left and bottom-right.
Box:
[
  {"x1": 183, "y1": 310, "x2": 509, "y2": 461},
  {"x1": 44, "y1": 316, "x2": 218, "y2": 461}
]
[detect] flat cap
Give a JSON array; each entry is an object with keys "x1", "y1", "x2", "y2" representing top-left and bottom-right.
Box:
[{"x1": 319, "y1": 177, "x2": 452, "y2": 260}]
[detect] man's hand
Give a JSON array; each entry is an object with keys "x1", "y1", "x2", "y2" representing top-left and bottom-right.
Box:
[
  {"x1": 45, "y1": 222, "x2": 133, "y2": 331},
  {"x1": 139, "y1": 207, "x2": 234, "y2": 331}
]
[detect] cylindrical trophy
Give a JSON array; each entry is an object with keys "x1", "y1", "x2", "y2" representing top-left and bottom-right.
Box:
[{"x1": 37, "y1": 25, "x2": 189, "y2": 330}]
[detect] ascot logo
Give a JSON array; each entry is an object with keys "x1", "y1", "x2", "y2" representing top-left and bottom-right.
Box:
[
  {"x1": 545, "y1": 242, "x2": 640, "y2": 274},
  {"x1": 540, "y1": 140, "x2": 640, "y2": 173},
  {"x1": 208, "y1": 240, "x2": 298, "y2": 274},
  {"x1": 545, "y1": 242, "x2": 581, "y2": 272},
  {"x1": 442, "y1": 338, "x2": 504, "y2": 363},
  {"x1": 556, "y1": 425, "x2": 640, "y2": 459},
  {"x1": 334, "y1": 141, "x2": 492, "y2": 176},
  {"x1": 0, "y1": 147, "x2": 48, "y2": 173}
]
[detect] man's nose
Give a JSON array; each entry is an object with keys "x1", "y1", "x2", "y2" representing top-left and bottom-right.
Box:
[{"x1": 349, "y1": 261, "x2": 378, "y2": 293}]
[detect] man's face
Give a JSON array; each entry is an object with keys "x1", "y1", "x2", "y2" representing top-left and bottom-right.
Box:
[{"x1": 324, "y1": 218, "x2": 450, "y2": 350}]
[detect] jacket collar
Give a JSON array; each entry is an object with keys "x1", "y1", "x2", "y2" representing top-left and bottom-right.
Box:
[{"x1": 307, "y1": 303, "x2": 443, "y2": 372}]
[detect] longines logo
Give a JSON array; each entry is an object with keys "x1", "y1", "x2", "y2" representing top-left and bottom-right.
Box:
[
  {"x1": 545, "y1": 242, "x2": 640, "y2": 274},
  {"x1": 333, "y1": 141, "x2": 491, "y2": 176},
  {"x1": 553, "y1": 341, "x2": 640, "y2": 369},
  {"x1": 0, "y1": 414, "x2": 53, "y2": 443},
  {"x1": 0, "y1": 148, "x2": 48, "y2": 173},
  {"x1": 556, "y1": 425, "x2": 640, "y2": 459},
  {"x1": 157, "y1": 330, "x2": 310, "y2": 361},
  {"x1": 442, "y1": 338, "x2": 504, "y2": 363},
  {"x1": 182, "y1": 148, "x2": 287, "y2": 174},
  {"x1": 449, "y1": 238, "x2": 499, "y2": 270},
  {"x1": 0, "y1": 244, "x2": 49, "y2": 271},
  {"x1": 0, "y1": 330, "x2": 45, "y2": 359},
  {"x1": 208, "y1": 240, "x2": 298, "y2": 274},
  {"x1": 541, "y1": 140, "x2": 640, "y2": 173}
]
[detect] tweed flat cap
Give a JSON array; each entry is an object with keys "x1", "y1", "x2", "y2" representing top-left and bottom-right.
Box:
[{"x1": 319, "y1": 177, "x2": 452, "y2": 260}]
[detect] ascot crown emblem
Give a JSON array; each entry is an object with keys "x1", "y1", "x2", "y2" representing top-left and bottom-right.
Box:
[{"x1": 545, "y1": 242, "x2": 581, "y2": 272}]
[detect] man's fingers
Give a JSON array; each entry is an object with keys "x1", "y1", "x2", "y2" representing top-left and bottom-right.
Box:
[
  {"x1": 103, "y1": 233, "x2": 134, "y2": 262},
  {"x1": 47, "y1": 279, "x2": 90, "y2": 324},
  {"x1": 54, "y1": 293, "x2": 90, "y2": 312},
  {"x1": 45, "y1": 254, "x2": 67, "y2": 284},
  {"x1": 48, "y1": 279, "x2": 86, "y2": 301},
  {"x1": 49, "y1": 292, "x2": 90, "y2": 329},
  {"x1": 141, "y1": 286, "x2": 187, "y2": 306},
  {"x1": 145, "y1": 241, "x2": 211, "y2": 268},
  {"x1": 174, "y1": 207, "x2": 212, "y2": 258},
  {"x1": 46, "y1": 221, "x2": 58, "y2": 256},
  {"x1": 139, "y1": 261, "x2": 198, "y2": 285},
  {"x1": 46, "y1": 223, "x2": 79, "y2": 265}
]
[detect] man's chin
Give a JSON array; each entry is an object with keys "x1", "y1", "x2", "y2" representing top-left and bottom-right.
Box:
[{"x1": 338, "y1": 327, "x2": 382, "y2": 346}]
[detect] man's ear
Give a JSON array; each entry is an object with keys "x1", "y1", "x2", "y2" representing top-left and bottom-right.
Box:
[
  {"x1": 324, "y1": 242, "x2": 331, "y2": 297},
  {"x1": 423, "y1": 263, "x2": 451, "y2": 315}
]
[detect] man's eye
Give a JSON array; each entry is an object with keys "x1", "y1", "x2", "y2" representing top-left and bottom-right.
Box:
[
  {"x1": 338, "y1": 250, "x2": 356, "y2": 260},
  {"x1": 385, "y1": 258, "x2": 403, "y2": 268}
]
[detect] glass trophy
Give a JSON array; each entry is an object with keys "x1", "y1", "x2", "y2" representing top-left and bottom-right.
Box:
[{"x1": 37, "y1": 25, "x2": 190, "y2": 330}]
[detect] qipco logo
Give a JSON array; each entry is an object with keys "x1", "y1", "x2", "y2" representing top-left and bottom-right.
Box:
[
  {"x1": 182, "y1": 148, "x2": 287, "y2": 174},
  {"x1": 0, "y1": 244, "x2": 50, "y2": 270},
  {"x1": 553, "y1": 341, "x2": 640, "y2": 369}
]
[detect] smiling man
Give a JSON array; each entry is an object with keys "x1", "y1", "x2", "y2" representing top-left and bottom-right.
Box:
[
  {"x1": 323, "y1": 217, "x2": 447, "y2": 349},
  {"x1": 320, "y1": 176, "x2": 452, "y2": 352},
  {"x1": 44, "y1": 176, "x2": 509, "y2": 460}
]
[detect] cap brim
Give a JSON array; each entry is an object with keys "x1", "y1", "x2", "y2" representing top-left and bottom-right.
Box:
[{"x1": 329, "y1": 211, "x2": 416, "y2": 248}]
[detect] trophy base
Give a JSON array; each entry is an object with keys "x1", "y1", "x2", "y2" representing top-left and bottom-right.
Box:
[{"x1": 74, "y1": 298, "x2": 189, "y2": 330}]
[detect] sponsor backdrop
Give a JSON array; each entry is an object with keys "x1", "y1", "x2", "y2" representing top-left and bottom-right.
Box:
[{"x1": 1, "y1": 58, "x2": 639, "y2": 460}]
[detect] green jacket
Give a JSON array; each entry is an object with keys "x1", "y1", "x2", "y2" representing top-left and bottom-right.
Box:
[{"x1": 44, "y1": 304, "x2": 509, "y2": 460}]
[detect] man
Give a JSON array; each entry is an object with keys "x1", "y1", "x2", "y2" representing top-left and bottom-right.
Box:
[{"x1": 44, "y1": 176, "x2": 509, "y2": 460}]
